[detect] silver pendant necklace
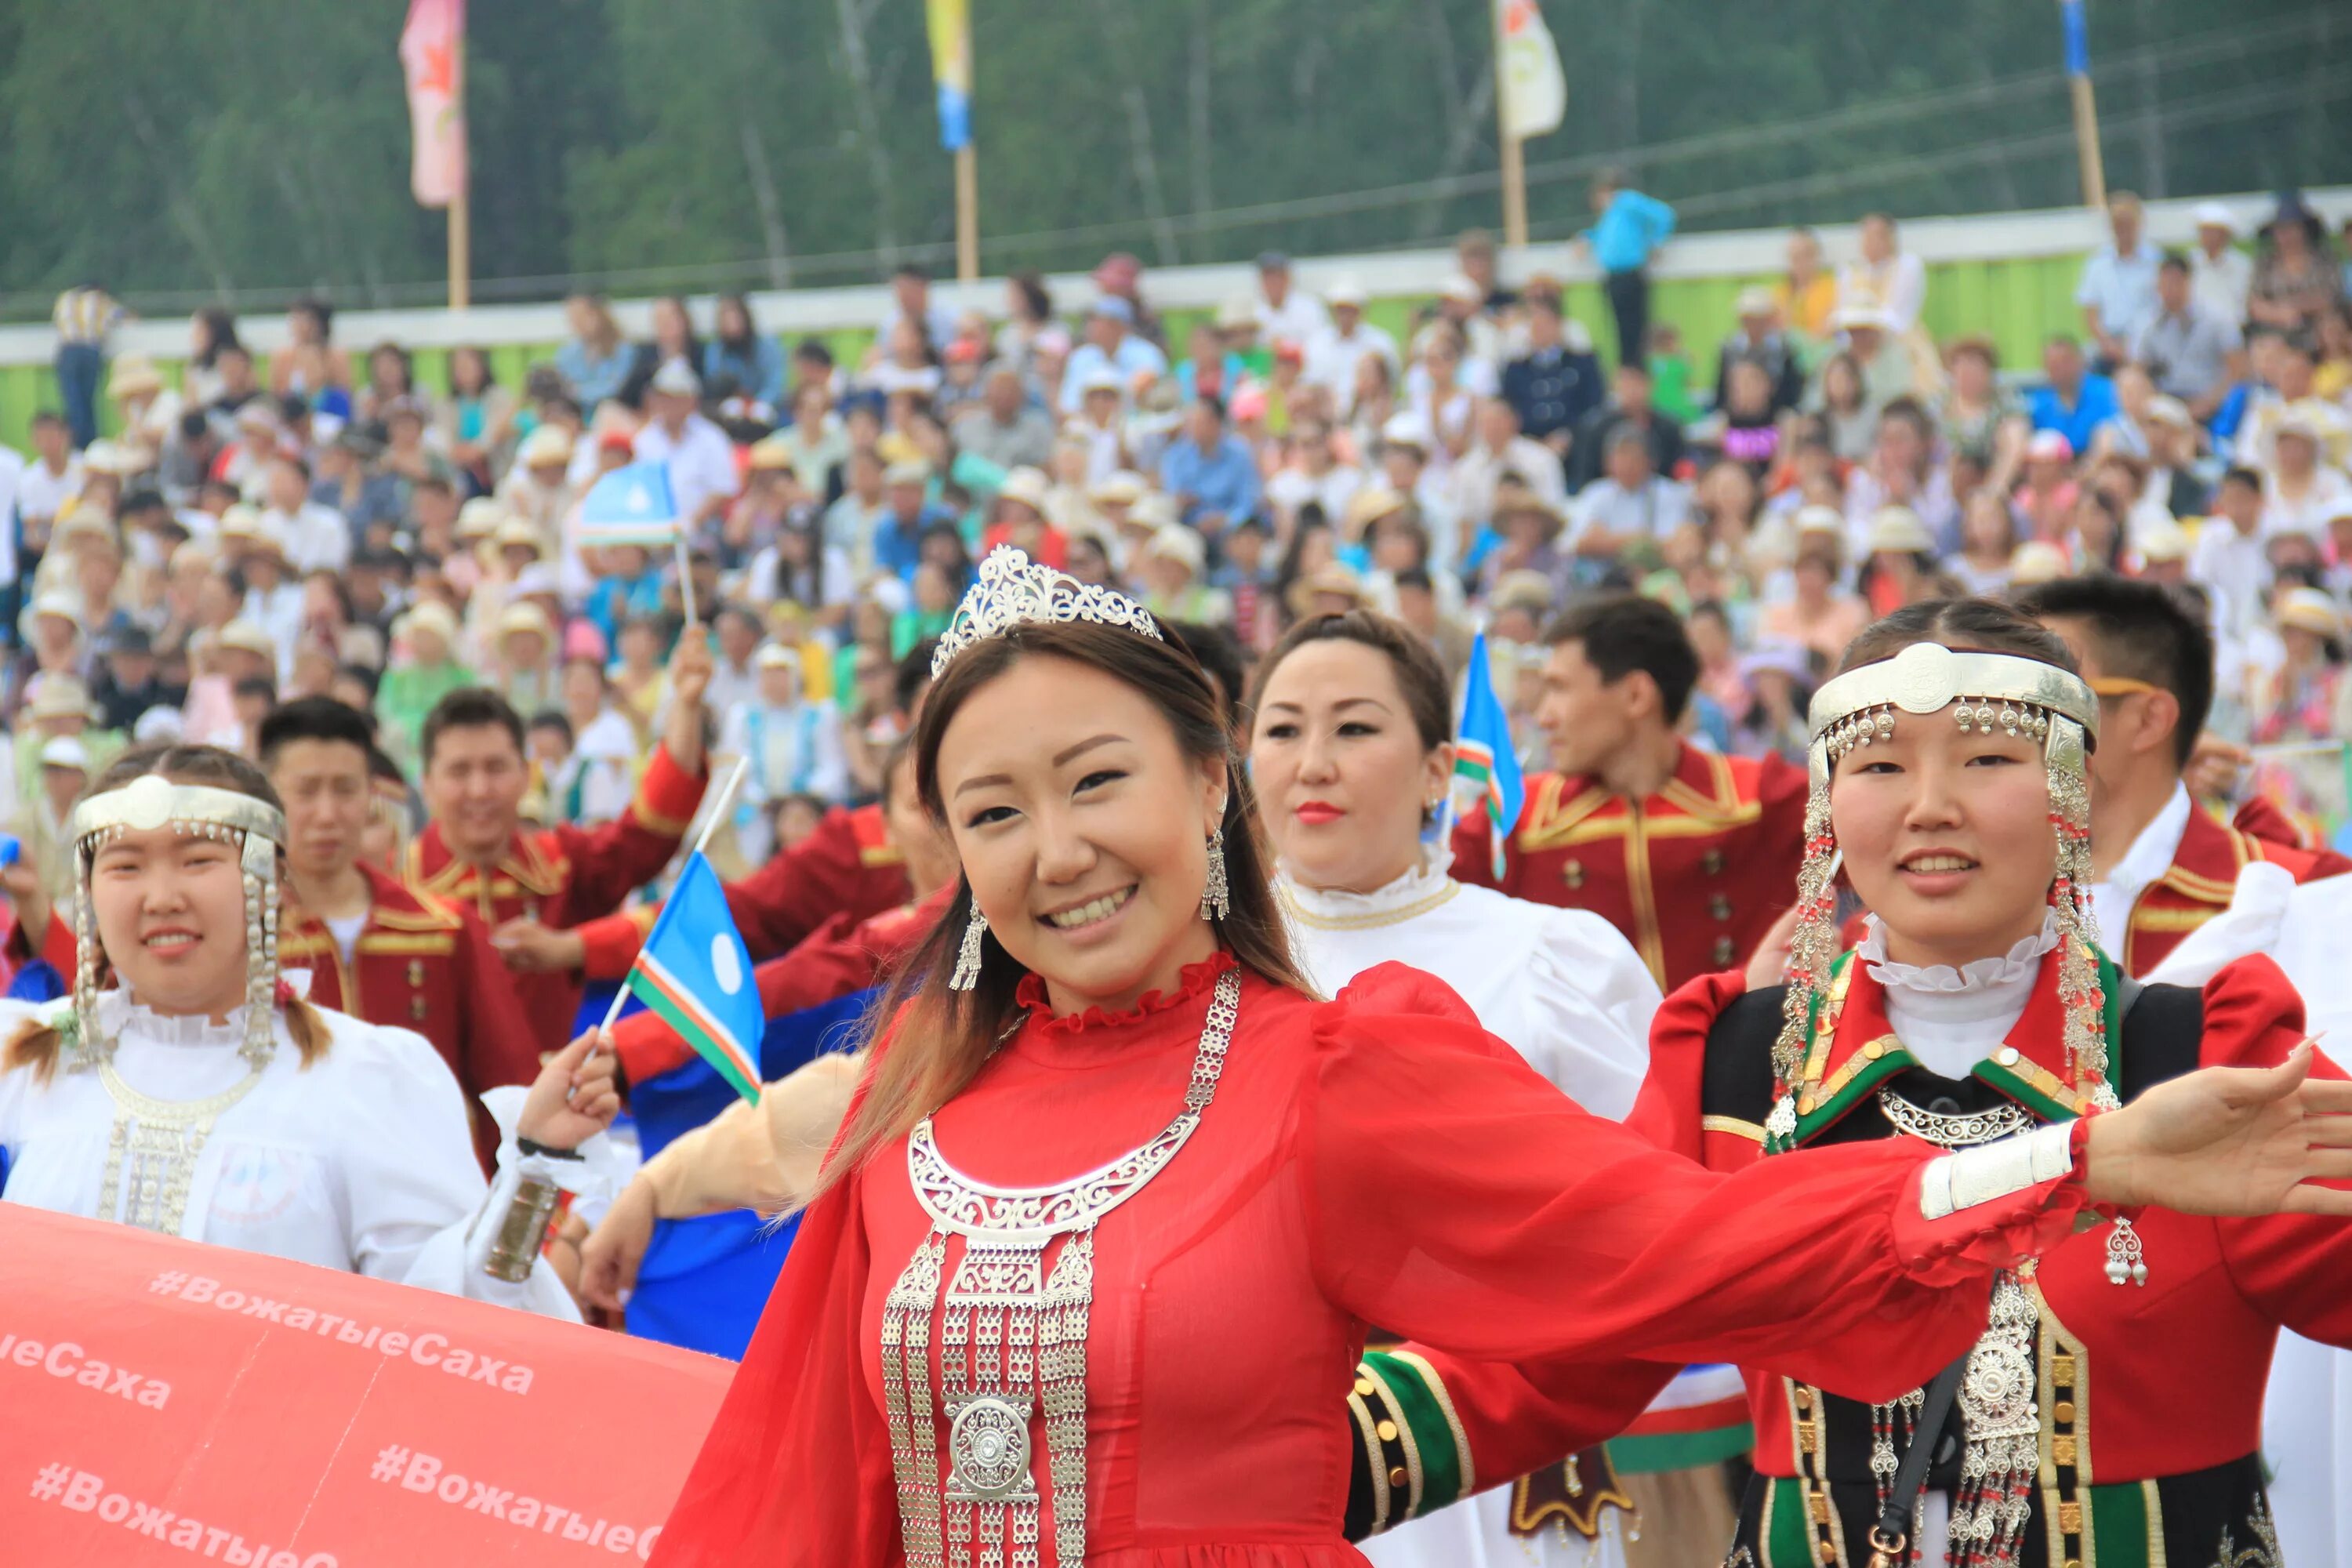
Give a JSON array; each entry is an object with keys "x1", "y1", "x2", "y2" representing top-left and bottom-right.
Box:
[
  {"x1": 882, "y1": 967, "x2": 1242, "y2": 1568},
  {"x1": 1876, "y1": 1088, "x2": 2032, "y2": 1148}
]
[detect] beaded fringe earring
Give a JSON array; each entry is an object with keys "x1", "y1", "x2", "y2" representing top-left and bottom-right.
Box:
[
  {"x1": 949, "y1": 906, "x2": 989, "y2": 992},
  {"x1": 1200, "y1": 829, "x2": 1230, "y2": 922}
]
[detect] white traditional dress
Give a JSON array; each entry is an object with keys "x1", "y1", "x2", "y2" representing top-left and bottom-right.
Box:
[
  {"x1": 2147, "y1": 863, "x2": 2352, "y2": 1568},
  {"x1": 0, "y1": 989, "x2": 589, "y2": 1320},
  {"x1": 1280, "y1": 844, "x2": 1657, "y2": 1568}
]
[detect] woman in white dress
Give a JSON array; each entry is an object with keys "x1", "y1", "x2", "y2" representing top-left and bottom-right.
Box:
[
  {"x1": 1247, "y1": 609, "x2": 1671, "y2": 1568},
  {"x1": 0, "y1": 743, "x2": 618, "y2": 1319}
]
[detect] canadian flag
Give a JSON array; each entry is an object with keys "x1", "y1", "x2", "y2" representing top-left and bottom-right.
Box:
[{"x1": 400, "y1": 0, "x2": 467, "y2": 208}]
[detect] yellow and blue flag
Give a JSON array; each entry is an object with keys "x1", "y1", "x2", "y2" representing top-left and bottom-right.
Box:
[
  {"x1": 578, "y1": 460, "x2": 680, "y2": 550},
  {"x1": 1451, "y1": 633, "x2": 1526, "y2": 881},
  {"x1": 925, "y1": 0, "x2": 973, "y2": 152},
  {"x1": 622, "y1": 852, "x2": 764, "y2": 1104}
]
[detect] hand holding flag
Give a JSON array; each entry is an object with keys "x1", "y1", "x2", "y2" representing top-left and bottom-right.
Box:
[{"x1": 586, "y1": 758, "x2": 761, "y2": 1103}]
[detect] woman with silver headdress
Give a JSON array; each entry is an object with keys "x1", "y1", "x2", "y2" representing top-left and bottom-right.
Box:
[
  {"x1": 648, "y1": 552, "x2": 2352, "y2": 1567},
  {"x1": 0, "y1": 743, "x2": 619, "y2": 1318},
  {"x1": 1389, "y1": 597, "x2": 2352, "y2": 1568}
]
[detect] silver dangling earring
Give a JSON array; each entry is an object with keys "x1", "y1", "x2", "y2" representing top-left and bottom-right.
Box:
[
  {"x1": 1200, "y1": 828, "x2": 1231, "y2": 922},
  {"x1": 2103, "y1": 1215, "x2": 2147, "y2": 1287},
  {"x1": 950, "y1": 906, "x2": 989, "y2": 991}
]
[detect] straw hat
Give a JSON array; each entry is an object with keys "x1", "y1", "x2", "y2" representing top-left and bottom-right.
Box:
[
  {"x1": 396, "y1": 601, "x2": 460, "y2": 651},
  {"x1": 995, "y1": 466, "x2": 1052, "y2": 514},
  {"x1": 2275, "y1": 586, "x2": 2343, "y2": 641},
  {"x1": 27, "y1": 676, "x2": 97, "y2": 724},
  {"x1": 2009, "y1": 541, "x2": 2070, "y2": 586},
  {"x1": 1342, "y1": 486, "x2": 1410, "y2": 538},
  {"x1": 1864, "y1": 506, "x2": 1935, "y2": 556},
  {"x1": 1829, "y1": 303, "x2": 1896, "y2": 333},
  {"x1": 517, "y1": 424, "x2": 574, "y2": 467},
  {"x1": 1089, "y1": 470, "x2": 1147, "y2": 508},
  {"x1": 456, "y1": 497, "x2": 509, "y2": 539},
  {"x1": 746, "y1": 434, "x2": 797, "y2": 472},
  {"x1": 496, "y1": 602, "x2": 555, "y2": 644},
  {"x1": 493, "y1": 517, "x2": 545, "y2": 556},
  {"x1": 216, "y1": 619, "x2": 278, "y2": 659},
  {"x1": 1127, "y1": 492, "x2": 1181, "y2": 534},
  {"x1": 1145, "y1": 524, "x2": 1206, "y2": 576},
  {"x1": 753, "y1": 641, "x2": 801, "y2": 673},
  {"x1": 107, "y1": 354, "x2": 165, "y2": 401},
  {"x1": 2135, "y1": 519, "x2": 2190, "y2": 564},
  {"x1": 1285, "y1": 563, "x2": 1371, "y2": 619},
  {"x1": 1794, "y1": 503, "x2": 1847, "y2": 538}
]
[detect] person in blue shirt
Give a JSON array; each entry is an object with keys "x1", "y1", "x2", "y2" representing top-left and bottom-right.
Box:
[
  {"x1": 703, "y1": 294, "x2": 787, "y2": 412},
  {"x1": 2024, "y1": 336, "x2": 2120, "y2": 456},
  {"x1": 870, "y1": 460, "x2": 953, "y2": 583},
  {"x1": 1577, "y1": 168, "x2": 1676, "y2": 372},
  {"x1": 1158, "y1": 394, "x2": 1262, "y2": 535},
  {"x1": 1061, "y1": 298, "x2": 1170, "y2": 414}
]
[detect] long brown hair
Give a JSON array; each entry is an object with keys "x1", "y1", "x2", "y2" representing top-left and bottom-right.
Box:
[
  {"x1": 818, "y1": 619, "x2": 1311, "y2": 1192},
  {"x1": 3, "y1": 744, "x2": 330, "y2": 1083}
]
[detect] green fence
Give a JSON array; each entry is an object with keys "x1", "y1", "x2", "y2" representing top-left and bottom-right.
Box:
[{"x1": 0, "y1": 252, "x2": 2089, "y2": 452}]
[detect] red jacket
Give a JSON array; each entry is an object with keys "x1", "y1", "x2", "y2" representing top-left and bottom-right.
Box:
[
  {"x1": 1452, "y1": 744, "x2": 1808, "y2": 993},
  {"x1": 403, "y1": 741, "x2": 706, "y2": 1055},
  {"x1": 567, "y1": 802, "x2": 913, "y2": 982},
  {"x1": 2120, "y1": 798, "x2": 2352, "y2": 976},
  {"x1": 280, "y1": 862, "x2": 540, "y2": 1170}
]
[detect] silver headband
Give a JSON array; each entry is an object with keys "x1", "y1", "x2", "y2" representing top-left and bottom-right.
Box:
[
  {"x1": 1808, "y1": 642, "x2": 2099, "y2": 752},
  {"x1": 930, "y1": 546, "x2": 1163, "y2": 678}
]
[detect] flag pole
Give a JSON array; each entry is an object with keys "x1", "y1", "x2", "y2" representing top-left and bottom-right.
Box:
[
  {"x1": 955, "y1": 143, "x2": 980, "y2": 283},
  {"x1": 585, "y1": 756, "x2": 752, "y2": 1049},
  {"x1": 673, "y1": 533, "x2": 698, "y2": 627},
  {"x1": 448, "y1": 23, "x2": 471, "y2": 310},
  {"x1": 1494, "y1": 7, "x2": 1529, "y2": 249},
  {"x1": 2060, "y1": 0, "x2": 2107, "y2": 209}
]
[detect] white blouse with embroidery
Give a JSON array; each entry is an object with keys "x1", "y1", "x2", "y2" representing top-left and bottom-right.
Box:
[
  {"x1": 0, "y1": 991, "x2": 587, "y2": 1319},
  {"x1": 1285, "y1": 844, "x2": 1660, "y2": 1568}
]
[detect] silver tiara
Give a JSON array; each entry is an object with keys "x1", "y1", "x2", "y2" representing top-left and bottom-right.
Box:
[{"x1": 930, "y1": 546, "x2": 1164, "y2": 678}]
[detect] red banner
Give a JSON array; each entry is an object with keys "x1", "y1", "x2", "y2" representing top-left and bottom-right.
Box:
[{"x1": 0, "y1": 1206, "x2": 728, "y2": 1564}]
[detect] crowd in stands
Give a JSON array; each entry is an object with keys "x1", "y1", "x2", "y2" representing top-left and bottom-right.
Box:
[{"x1": 9, "y1": 177, "x2": 2352, "y2": 892}]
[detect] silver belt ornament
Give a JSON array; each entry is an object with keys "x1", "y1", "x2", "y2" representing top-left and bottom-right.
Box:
[{"x1": 882, "y1": 968, "x2": 1242, "y2": 1568}]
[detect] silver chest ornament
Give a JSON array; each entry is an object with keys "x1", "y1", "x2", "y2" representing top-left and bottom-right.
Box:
[{"x1": 880, "y1": 968, "x2": 1242, "y2": 1568}]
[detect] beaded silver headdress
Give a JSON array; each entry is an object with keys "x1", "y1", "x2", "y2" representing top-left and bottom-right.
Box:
[
  {"x1": 930, "y1": 546, "x2": 1163, "y2": 678},
  {"x1": 64, "y1": 775, "x2": 286, "y2": 1072},
  {"x1": 1772, "y1": 643, "x2": 2110, "y2": 1124}
]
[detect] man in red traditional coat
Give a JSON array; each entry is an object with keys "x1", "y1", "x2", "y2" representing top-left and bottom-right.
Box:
[
  {"x1": 404, "y1": 637, "x2": 712, "y2": 1055},
  {"x1": 2020, "y1": 576, "x2": 2351, "y2": 976},
  {"x1": 1453, "y1": 593, "x2": 1807, "y2": 992},
  {"x1": 260, "y1": 697, "x2": 539, "y2": 1169}
]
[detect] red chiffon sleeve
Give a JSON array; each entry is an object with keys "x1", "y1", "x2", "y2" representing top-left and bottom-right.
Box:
[
  {"x1": 648, "y1": 1057, "x2": 902, "y2": 1566},
  {"x1": 2198, "y1": 956, "x2": 2352, "y2": 1348},
  {"x1": 1301, "y1": 964, "x2": 2092, "y2": 1403}
]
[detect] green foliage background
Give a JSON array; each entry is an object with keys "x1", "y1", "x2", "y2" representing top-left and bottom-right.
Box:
[{"x1": 1, "y1": 0, "x2": 2344, "y2": 315}]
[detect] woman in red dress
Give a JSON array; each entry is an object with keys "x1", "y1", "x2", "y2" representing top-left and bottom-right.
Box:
[{"x1": 651, "y1": 550, "x2": 2352, "y2": 1568}]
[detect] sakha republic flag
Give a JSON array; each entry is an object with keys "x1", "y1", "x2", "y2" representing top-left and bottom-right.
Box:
[
  {"x1": 398, "y1": 0, "x2": 466, "y2": 209},
  {"x1": 576, "y1": 460, "x2": 682, "y2": 550},
  {"x1": 1495, "y1": 0, "x2": 1566, "y2": 141},
  {"x1": 1451, "y1": 633, "x2": 1527, "y2": 881},
  {"x1": 622, "y1": 853, "x2": 766, "y2": 1105}
]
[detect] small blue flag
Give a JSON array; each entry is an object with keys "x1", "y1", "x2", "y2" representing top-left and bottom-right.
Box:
[
  {"x1": 622, "y1": 853, "x2": 764, "y2": 1103},
  {"x1": 2060, "y1": 0, "x2": 2089, "y2": 78},
  {"x1": 1450, "y1": 633, "x2": 1527, "y2": 881},
  {"x1": 578, "y1": 461, "x2": 681, "y2": 549}
]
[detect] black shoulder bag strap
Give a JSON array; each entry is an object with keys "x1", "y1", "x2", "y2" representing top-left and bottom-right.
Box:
[{"x1": 1866, "y1": 1351, "x2": 1970, "y2": 1567}]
